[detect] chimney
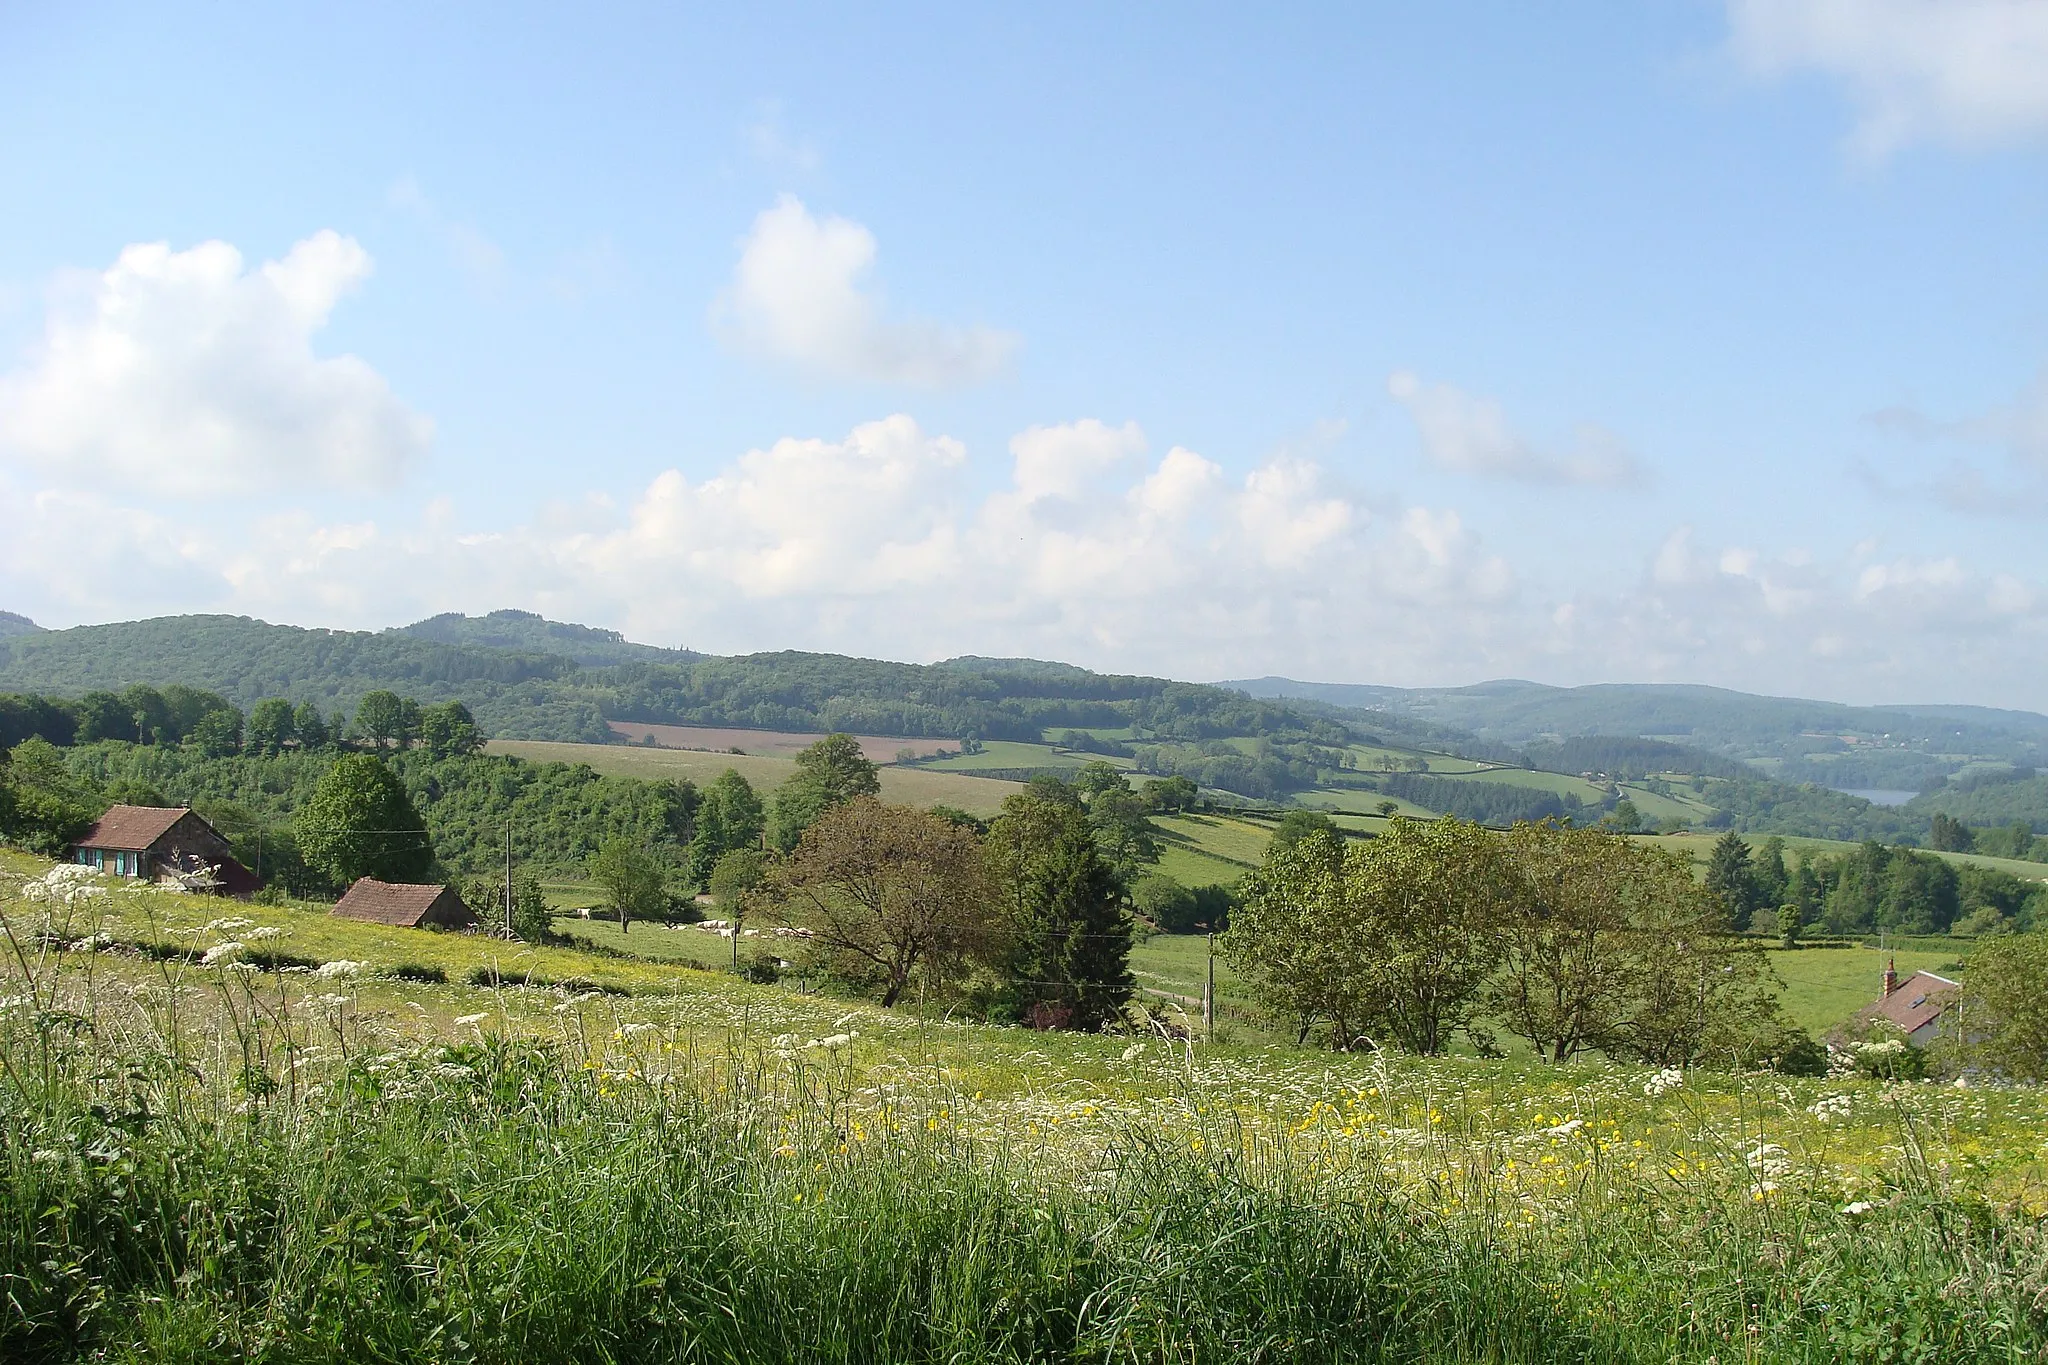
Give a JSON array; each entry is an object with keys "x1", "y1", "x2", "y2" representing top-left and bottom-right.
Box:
[{"x1": 1882, "y1": 956, "x2": 1898, "y2": 997}]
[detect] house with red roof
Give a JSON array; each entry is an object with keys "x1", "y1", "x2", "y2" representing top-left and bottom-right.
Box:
[
  {"x1": 331, "y1": 878, "x2": 476, "y2": 930},
  {"x1": 73, "y1": 805, "x2": 260, "y2": 896},
  {"x1": 1851, "y1": 960, "x2": 1960, "y2": 1048}
]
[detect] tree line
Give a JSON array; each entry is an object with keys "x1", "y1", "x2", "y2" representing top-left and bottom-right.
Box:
[
  {"x1": 1702, "y1": 830, "x2": 2045, "y2": 940},
  {"x1": 1223, "y1": 818, "x2": 1812, "y2": 1069}
]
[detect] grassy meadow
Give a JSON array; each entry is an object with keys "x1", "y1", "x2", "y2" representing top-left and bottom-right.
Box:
[
  {"x1": 489, "y1": 738, "x2": 1024, "y2": 815},
  {"x1": 6, "y1": 854, "x2": 2048, "y2": 1360}
]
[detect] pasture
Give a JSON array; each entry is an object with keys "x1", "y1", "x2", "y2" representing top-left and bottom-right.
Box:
[
  {"x1": 603, "y1": 722, "x2": 956, "y2": 762},
  {"x1": 489, "y1": 739, "x2": 1024, "y2": 816},
  {"x1": 5, "y1": 856, "x2": 2046, "y2": 1361}
]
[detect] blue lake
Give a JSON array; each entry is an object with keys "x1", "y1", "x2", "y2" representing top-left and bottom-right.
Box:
[{"x1": 1834, "y1": 788, "x2": 1920, "y2": 807}]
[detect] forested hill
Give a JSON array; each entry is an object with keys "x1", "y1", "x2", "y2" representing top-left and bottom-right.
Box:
[
  {"x1": 0, "y1": 612, "x2": 41, "y2": 639},
  {"x1": 396, "y1": 610, "x2": 700, "y2": 667},
  {"x1": 0, "y1": 615, "x2": 609, "y2": 742},
  {"x1": 1227, "y1": 675, "x2": 2048, "y2": 792},
  {"x1": 0, "y1": 612, "x2": 1472, "y2": 757}
]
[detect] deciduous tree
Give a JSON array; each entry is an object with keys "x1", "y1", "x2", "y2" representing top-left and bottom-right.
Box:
[
  {"x1": 775, "y1": 797, "x2": 994, "y2": 1007},
  {"x1": 770, "y1": 734, "x2": 880, "y2": 851},
  {"x1": 590, "y1": 838, "x2": 665, "y2": 934},
  {"x1": 295, "y1": 754, "x2": 433, "y2": 888}
]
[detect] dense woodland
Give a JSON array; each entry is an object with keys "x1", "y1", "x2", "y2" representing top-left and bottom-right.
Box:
[{"x1": 5, "y1": 611, "x2": 2048, "y2": 850}]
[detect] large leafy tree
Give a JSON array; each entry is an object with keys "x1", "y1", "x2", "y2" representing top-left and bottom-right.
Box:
[
  {"x1": 775, "y1": 797, "x2": 994, "y2": 1007},
  {"x1": 418, "y1": 701, "x2": 483, "y2": 759},
  {"x1": 770, "y1": 734, "x2": 880, "y2": 851},
  {"x1": 1958, "y1": 932, "x2": 2048, "y2": 1079},
  {"x1": 246, "y1": 698, "x2": 297, "y2": 756},
  {"x1": 1346, "y1": 817, "x2": 1515, "y2": 1055},
  {"x1": 984, "y1": 789, "x2": 1134, "y2": 1030},
  {"x1": 1491, "y1": 824, "x2": 1674, "y2": 1062},
  {"x1": 1223, "y1": 827, "x2": 1362, "y2": 1045},
  {"x1": 589, "y1": 838, "x2": 666, "y2": 934},
  {"x1": 352, "y1": 690, "x2": 420, "y2": 750},
  {"x1": 1229, "y1": 817, "x2": 1511, "y2": 1054},
  {"x1": 689, "y1": 767, "x2": 765, "y2": 888},
  {"x1": 294, "y1": 754, "x2": 433, "y2": 887}
]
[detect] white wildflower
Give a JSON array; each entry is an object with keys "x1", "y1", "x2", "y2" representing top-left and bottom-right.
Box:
[
  {"x1": 200, "y1": 917, "x2": 254, "y2": 934},
  {"x1": 1807, "y1": 1093, "x2": 1853, "y2": 1122},
  {"x1": 200, "y1": 942, "x2": 246, "y2": 966},
  {"x1": 245, "y1": 926, "x2": 282, "y2": 941},
  {"x1": 1642, "y1": 1067, "x2": 1684, "y2": 1098},
  {"x1": 312, "y1": 960, "x2": 366, "y2": 980},
  {"x1": 1842, "y1": 1201, "x2": 1876, "y2": 1217},
  {"x1": 1121, "y1": 1043, "x2": 1147, "y2": 1062},
  {"x1": 453, "y1": 1012, "x2": 491, "y2": 1028}
]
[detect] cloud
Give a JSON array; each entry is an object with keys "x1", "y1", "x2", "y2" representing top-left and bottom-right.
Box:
[
  {"x1": 1386, "y1": 370, "x2": 1645, "y2": 486},
  {"x1": 6, "y1": 413, "x2": 2045, "y2": 708},
  {"x1": 1860, "y1": 366, "x2": 2048, "y2": 514},
  {"x1": 713, "y1": 196, "x2": 1019, "y2": 386},
  {"x1": 0, "y1": 232, "x2": 432, "y2": 497},
  {"x1": 1727, "y1": 0, "x2": 2048, "y2": 157}
]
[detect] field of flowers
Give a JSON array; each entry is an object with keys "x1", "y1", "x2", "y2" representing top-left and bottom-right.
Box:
[{"x1": 7, "y1": 855, "x2": 2048, "y2": 1361}]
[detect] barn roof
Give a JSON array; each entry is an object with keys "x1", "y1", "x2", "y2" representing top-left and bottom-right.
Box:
[
  {"x1": 1859, "y1": 970, "x2": 1959, "y2": 1036},
  {"x1": 332, "y1": 878, "x2": 460, "y2": 927},
  {"x1": 78, "y1": 805, "x2": 198, "y2": 852}
]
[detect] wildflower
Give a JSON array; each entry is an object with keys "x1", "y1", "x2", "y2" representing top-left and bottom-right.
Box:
[
  {"x1": 454, "y1": 1013, "x2": 490, "y2": 1027},
  {"x1": 1642, "y1": 1068, "x2": 1684, "y2": 1098},
  {"x1": 1806, "y1": 1093, "x2": 1853, "y2": 1122},
  {"x1": 200, "y1": 942, "x2": 246, "y2": 966},
  {"x1": 1121, "y1": 1043, "x2": 1146, "y2": 1061},
  {"x1": 245, "y1": 926, "x2": 282, "y2": 941},
  {"x1": 312, "y1": 960, "x2": 365, "y2": 980},
  {"x1": 1841, "y1": 1201, "x2": 1876, "y2": 1217}
]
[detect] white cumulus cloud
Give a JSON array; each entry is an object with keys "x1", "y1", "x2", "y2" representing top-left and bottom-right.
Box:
[
  {"x1": 0, "y1": 232, "x2": 431, "y2": 496},
  {"x1": 1386, "y1": 370, "x2": 1644, "y2": 486},
  {"x1": 1727, "y1": 0, "x2": 2048, "y2": 157},
  {"x1": 712, "y1": 196, "x2": 1018, "y2": 386}
]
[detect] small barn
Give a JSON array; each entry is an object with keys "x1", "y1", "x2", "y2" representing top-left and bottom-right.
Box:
[
  {"x1": 332, "y1": 878, "x2": 476, "y2": 930},
  {"x1": 73, "y1": 805, "x2": 260, "y2": 896},
  {"x1": 1852, "y1": 962, "x2": 1960, "y2": 1048}
]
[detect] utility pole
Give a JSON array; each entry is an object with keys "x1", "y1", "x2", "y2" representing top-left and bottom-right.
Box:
[
  {"x1": 1204, "y1": 925, "x2": 1216, "y2": 1045},
  {"x1": 503, "y1": 818, "x2": 513, "y2": 939}
]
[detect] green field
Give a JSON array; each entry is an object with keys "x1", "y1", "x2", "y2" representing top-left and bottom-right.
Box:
[
  {"x1": 1640, "y1": 830, "x2": 2048, "y2": 881},
  {"x1": 491, "y1": 739, "x2": 1024, "y2": 815},
  {"x1": 9, "y1": 852, "x2": 2047, "y2": 1359},
  {"x1": 920, "y1": 739, "x2": 1124, "y2": 773}
]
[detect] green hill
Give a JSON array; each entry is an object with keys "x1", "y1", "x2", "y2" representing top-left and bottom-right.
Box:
[
  {"x1": 1226, "y1": 675, "x2": 2048, "y2": 792},
  {"x1": 395, "y1": 609, "x2": 700, "y2": 667}
]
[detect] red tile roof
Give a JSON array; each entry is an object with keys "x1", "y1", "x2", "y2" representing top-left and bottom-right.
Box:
[
  {"x1": 1859, "y1": 970, "x2": 1959, "y2": 1036},
  {"x1": 332, "y1": 878, "x2": 464, "y2": 927},
  {"x1": 78, "y1": 805, "x2": 196, "y2": 852}
]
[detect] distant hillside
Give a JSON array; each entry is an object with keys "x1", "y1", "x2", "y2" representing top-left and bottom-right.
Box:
[
  {"x1": 0, "y1": 612, "x2": 41, "y2": 639},
  {"x1": 394, "y1": 610, "x2": 699, "y2": 668},
  {"x1": 0, "y1": 616, "x2": 1436, "y2": 792},
  {"x1": 0, "y1": 615, "x2": 607, "y2": 743},
  {"x1": 1225, "y1": 676, "x2": 2048, "y2": 790}
]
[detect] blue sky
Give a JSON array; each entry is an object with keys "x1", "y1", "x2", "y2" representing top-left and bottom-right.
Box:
[{"x1": 4, "y1": 2, "x2": 2048, "y2": 707}]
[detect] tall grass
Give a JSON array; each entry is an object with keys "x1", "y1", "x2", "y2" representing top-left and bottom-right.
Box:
[{"x1": 3, "y1": 882, "x2": 2046, "y2": 1361}]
